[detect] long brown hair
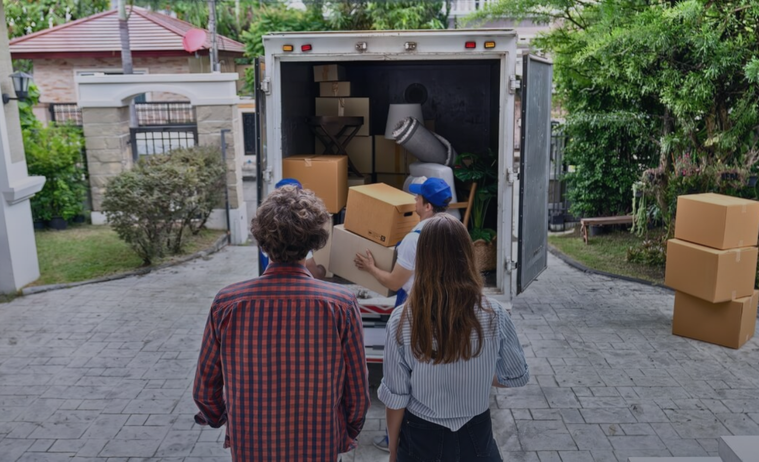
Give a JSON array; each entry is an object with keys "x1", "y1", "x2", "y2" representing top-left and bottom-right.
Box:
[{"x1": 399, "y1": 214, "x2": 489, "y2": 364}]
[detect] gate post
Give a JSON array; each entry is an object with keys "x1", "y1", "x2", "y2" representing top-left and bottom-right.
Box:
[{"x1": 81, "y1": 106, "x2": 131, "y2": 224}]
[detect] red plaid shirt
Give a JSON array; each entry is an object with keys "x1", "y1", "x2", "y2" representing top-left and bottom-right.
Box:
[{"x1": 193, "y1": 263, "x2": 370, "y2": 462}]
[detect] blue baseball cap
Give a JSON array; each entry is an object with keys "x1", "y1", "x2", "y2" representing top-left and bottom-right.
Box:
[
  {"x1": 275, "y1": 178, "x2": 302, "y2": 189},
  {"x1": 409, "y1": 177, "x2": 452, "y2": 207}
]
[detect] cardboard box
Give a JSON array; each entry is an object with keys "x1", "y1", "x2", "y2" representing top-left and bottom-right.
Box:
[
  {"x1": 329, "y1": 225, "x2": 397, "y2": 296},
  {"x1": 375, "y1": 136, "x2": 418, "y2": 174},
  {"x1": 675, "y1": 193, "x2": 759, "y2": 250},
  {"x1": 375, "y1": 174, "x2": 406, "y2": 190},
  {"x1": 344, "y1": 183, "x2": 419, "y2": 247},
  {"x1": 315, "y1": 98, "x2": 370, "y2": 136},
  {"x1": 319, "y1": 81, "x2": 351, "y2": 97},
  {"x1": 347, "y1": 174, "x2": 370, "y2": 187},
  {"x1": 311, "y1": 216, "x2": 334, "y2": 278},
  {"x1": 316, "y1": 136, "x2": 373, "y2": 175},
  {"x1": 282, "y1": 155, "x2": 348, "y2": 214},
  {"x1": 313, "y1": 64, "x2": 346, "y2": 82},
  {"x1": 672, "y1": 290, "x2": 758, "y2": 349},
  {"x1": 664, "y1": 239, "x2": 758, "y2": 303}
]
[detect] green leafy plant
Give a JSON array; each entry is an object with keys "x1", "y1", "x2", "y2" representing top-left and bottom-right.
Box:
[
  {"x1": 23, "y1": 123, "x2": 87, "y2": 222},
  {"x1": 102, "y1": 146, "x2": 225, "y2": 265},
  {"x1": 454, "y1": 150, "x2": 498, "y2": 243},
  {"x1": 626, "y1": 237, "x2": 667, "y2": 267}
]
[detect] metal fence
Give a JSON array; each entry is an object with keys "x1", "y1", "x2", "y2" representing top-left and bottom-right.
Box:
[
  {"x1": 130, "y1": 125, "x2": 198, "y2": 159},
  {"x1": 135, "y1": 101, "x2": 195, "y2": 126},
  {"x1": 548, "y1": 125, "x2": 570, "y2": 228}
]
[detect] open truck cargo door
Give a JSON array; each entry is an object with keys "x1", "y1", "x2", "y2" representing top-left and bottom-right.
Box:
[
  {"x1": 517, "y1": 54, "x2": 553, "y2": 294},
  {"x1": 255, "y1": 56, "x2": 269, "y2": 276}
]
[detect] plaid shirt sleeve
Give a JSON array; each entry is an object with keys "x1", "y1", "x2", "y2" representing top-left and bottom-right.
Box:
[
  {"x1": 340, "y1": 297, "x2": 371, "y2": 449},
  {"x1": 192, "y1": 299, "x2": 227, "y2": 428}
]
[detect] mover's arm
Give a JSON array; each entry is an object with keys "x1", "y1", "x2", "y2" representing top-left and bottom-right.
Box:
[{"x1": 354, "y1": 250, "x2": 412, "y2": 292}]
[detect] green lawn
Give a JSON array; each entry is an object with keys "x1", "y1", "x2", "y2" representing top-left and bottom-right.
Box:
[
  {"x1": 30, "y1": 225, "x2": 225, "y2": 287},
  {"x1": 549, "y1": 227, "x2": 666, "y2": 285}
]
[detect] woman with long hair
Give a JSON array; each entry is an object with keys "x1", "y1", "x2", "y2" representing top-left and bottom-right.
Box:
[{"x1": 378, "y1": 214, "x2": 529, "y2": 462}]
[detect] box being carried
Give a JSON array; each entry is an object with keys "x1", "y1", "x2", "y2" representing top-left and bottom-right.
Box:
[
  {"x1": 329, "y1": 225, "x2": 397, "y2": 297},
  {"x1": 675, "y1": 193, "x2": 759, "y2": 249},
  {"x1": 664, "y1": 238, "x2": 758, "y2": 303},
  {"x1": 344, "y1": 183, "x2": 419, "y2": 247},
  {"x1": 672, "y1": 290, "x2": 758, "y2": 349},
  {"x1": 282, "y1": 155, "x2": 348, "y2": 214}
]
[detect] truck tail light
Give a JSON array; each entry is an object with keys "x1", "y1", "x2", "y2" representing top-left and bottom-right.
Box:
[
  {"x1": 465, "y1": 41, "x2": 476, "y2": 49},
  {"x1": 484, "y1": 41, "x2": 496, "y2": 49},
  {"x1": 282, "y1": 44, "x2": 294, "y2": 52},
  {"x1": 301, "y1": 44, "x2": 312, "y2": 52}
]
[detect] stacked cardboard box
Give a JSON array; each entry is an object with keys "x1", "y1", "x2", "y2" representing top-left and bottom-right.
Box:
[
  {"x1": 328, "y1": 184, "x2": 419, "y2": 296},
  {"x1": 282, "y1": 155, "x2": 348, "y2": 214},
  {"x1": 665, "y1": 193, "x2": 759, "y2": 348}
]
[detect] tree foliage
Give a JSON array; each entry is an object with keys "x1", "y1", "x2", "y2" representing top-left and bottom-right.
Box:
[
  {"x1": 470, "y1": 0, "x2": 759, "y2": 219},
  {"x1": 3, "y1": 0, "x2": 110, "y2": 38}
]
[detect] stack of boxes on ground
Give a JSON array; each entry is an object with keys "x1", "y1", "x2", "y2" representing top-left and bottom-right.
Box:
[
  {"x1": 665, "y1": 193, "x2": 759, "y2": 349},
  {"x1": 282, "y1": 64, "x2": 432, "y2": 288}
]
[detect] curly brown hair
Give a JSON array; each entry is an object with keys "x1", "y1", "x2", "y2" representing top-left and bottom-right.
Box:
[{"x1": 251, "y1": 186, "x2": 330, "y2": 264}]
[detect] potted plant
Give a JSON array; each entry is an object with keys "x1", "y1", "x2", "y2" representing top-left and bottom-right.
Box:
[{"x1": 454, "y1": 149, "x2": 498, "y2": 272}]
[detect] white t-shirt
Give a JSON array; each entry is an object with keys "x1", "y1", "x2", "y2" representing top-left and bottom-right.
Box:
[{"x1": 395, "y1": 219, "x2": 430, "y2": 294}]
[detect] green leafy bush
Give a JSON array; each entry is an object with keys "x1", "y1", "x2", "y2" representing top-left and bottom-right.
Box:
[
  {"x1": 23, "y1": 123, "x2": 87, "y2": 222},
  {"x1": 102, "y1": 146, "x2": 226, "y2": 265},
  {"x1": 454, "y1": 150, "x2": 498, "y2": 243},
  {"x1": 626, "y1": 238, "x2": 666, "y2": 267}
]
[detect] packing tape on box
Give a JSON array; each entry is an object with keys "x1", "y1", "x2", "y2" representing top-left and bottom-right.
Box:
[
  {"x1": 736, "y1": 250, "x2": 741, "y2": 262},
  {"x1": 331, "y1": 82, "x2": 340, "y2": 96},
  {"x1": 322, "y1": 67, "x2": 329, "y2": 81},
  {"x1": 338, "y1": 98, "x2": 345, "y2": 116},
  {"x1": 304, "y1": 158, "x2": 312, "y2": 167},
  {"x1": 732, "y1": 290, "x2": 737, "y2": 299},
  {"x1": 739, "y1": 239, "x2": 744, "y2": 246}
]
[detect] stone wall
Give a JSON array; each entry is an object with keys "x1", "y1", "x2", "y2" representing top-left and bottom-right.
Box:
[
  {"x1": 81, "y1": 107, "x2": 131, "y2": 211},
  {"x1": 196, "y1": 105, "x2": 243, "y2": 210}
]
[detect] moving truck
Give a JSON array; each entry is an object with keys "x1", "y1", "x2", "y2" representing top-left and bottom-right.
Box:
[{"x1": 253, "y1": 30, "x2": 553, "y2": 362}]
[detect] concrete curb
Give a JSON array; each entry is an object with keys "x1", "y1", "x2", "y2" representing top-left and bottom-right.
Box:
[
  {"x1": 22, "y1": 234, "x2": 230, "y2": 296},
  {"x1": 548, "y1": 244, "x2": 673, "y2": 293}
]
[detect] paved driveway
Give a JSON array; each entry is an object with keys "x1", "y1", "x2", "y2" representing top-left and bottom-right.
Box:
[{"x1": 1, "y1": 246, "x2": 758, "y2": 462}]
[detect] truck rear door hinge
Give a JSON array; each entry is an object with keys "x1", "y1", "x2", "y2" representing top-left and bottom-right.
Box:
[
  {"x1": 260, "y1": 78, "x2": 271, "y2": 95},
  {"x1": 508, "y1": 75, "x2": 520, "y2": 94},
  {"x1": 505, "y1": 259, "x2": 518, "y2": 273},
  {"x1": 506, "y1": 167, "x2": 519, "y2": 185}
]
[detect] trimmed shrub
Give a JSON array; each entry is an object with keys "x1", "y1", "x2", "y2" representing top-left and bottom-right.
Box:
[{"x1": 102, "y1": 146, "x2": 226, "y2": 264}]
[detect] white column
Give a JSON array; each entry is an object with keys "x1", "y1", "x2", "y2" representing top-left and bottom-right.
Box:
[{"x1": 0, "y1": 3, "x2": 46, "y2": 293}]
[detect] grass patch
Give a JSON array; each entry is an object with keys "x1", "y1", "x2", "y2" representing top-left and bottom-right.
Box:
[
  {"x1": 30, "y1": 224, "x2": 225, "y2": 287},
  {"x1": 549, "y1": 226, "x2": 666, "y2": 285}
]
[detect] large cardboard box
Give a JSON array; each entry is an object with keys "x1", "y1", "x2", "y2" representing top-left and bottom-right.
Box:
[
  {"x1": 675, "y1": 193, "x2": 759, "y2": 250},
  {"x1": 344, "y1": 183, "x2": 419, "y2": 247},
  {"x1": 375, "y1": 136, "x2": 417, "y2": 174},
  {"x1": 319, "y1": 81, "x2": 351, "y2": 97},
  {"x1": 672, "y1": 290, "x2": 758, "y2": 349},
  {"x1": 311, "y1": 217, "x2": 335, "y2": 278},
  {"x1": 665, "y1": 239, "x2": 758, "y2": 303},
  {"x1": 313, "y1": 64, "x2": 346, "y2": 82},
  {"x1": 316, "y1": 136, "x2": 372, "y2": 175},
  {"x1": 282, "y1": 155, "x2": 348, "y2": 214},
  {"x1": 315, "y1": 98, "x2": 370, "y2": 136},
  {"x1": 329, "y1": 225, "x2": 396, "y2": 296}
]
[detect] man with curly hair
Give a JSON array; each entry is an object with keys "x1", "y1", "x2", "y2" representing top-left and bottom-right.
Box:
[{"x1": 193, "y1": 185, "x2": 370, "y2": 462}]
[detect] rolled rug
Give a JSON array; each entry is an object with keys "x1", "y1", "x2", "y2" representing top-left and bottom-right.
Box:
[{"x1": 392, "y1": 117, "x2": 455, "y2": 166}]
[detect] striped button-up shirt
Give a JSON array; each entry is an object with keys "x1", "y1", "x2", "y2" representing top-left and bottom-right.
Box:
[
  {"x1": 193, "y1": 263, "x2": 371, "y2": 461},
  {"x1": 378, "y1": 297, "x2": 529, "y2": 431}
]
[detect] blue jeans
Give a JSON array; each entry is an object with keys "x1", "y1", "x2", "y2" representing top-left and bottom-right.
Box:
[{"x1": 397, "y1": 409, "x2": 502, "y2": 462}]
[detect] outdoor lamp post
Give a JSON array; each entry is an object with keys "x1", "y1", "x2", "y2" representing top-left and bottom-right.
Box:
[{"x1": 2, "y1": 71, "x2": 32, "y2": 104}]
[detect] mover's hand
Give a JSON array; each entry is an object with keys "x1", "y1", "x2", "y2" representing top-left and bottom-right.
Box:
[{"x1": 354, "y1": 250, "x2": 375, "y2": 272}]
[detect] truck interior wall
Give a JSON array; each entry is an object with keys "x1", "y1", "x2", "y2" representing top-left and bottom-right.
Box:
[{"x1": 280, "y1": 60, "x2": 501, "y2": 160}]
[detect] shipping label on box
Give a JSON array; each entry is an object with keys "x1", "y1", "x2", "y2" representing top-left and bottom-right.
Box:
[
  {"x1": 344, "y1": 183, "x2": 419, "y2": 247},
  {"x1": 313, "y1": 64, "x2": 346, "y2": 82},
  {"x1": 672, "y1": 290, "x2": 758, "y2": 349},
  {"x1": 311, "y1": 216, "x2": 335, "y2": 278},
  {"x1": 664, "y1": 238, "x2": 758, "y2": 303},
  {"x1": 315, "y1": 98, "x2": 370, "y2": 136},
  {"x1": 329, "y1": 225, "x2": 396, "y2": 297},
  {"x1": 319, "y1": 81, "x2": 351, "y2": 97},
  {"x1": 375, "y1": 136, "x2": 417, "y2": 174},
  {"x1": 282, "y1": 155, "x2": 348, "y2": 214},
  {"x1": 675, "y1": 193, "x2": 759, "y2": 250},
  {"x1": 316, "y1": 136, "x2": 372, "y2": 175}
]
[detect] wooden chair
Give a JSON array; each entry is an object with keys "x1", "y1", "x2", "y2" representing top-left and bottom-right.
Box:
[{"x1": 449, "y1": 182, "x2": 477, "y2": 227}]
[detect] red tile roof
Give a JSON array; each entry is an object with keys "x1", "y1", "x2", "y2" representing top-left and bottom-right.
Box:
[{"x1": 9, "y1": 7, "x2": 245, "y2": 59}]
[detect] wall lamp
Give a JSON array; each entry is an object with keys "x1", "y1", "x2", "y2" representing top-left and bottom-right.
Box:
[{"x1": 2, "y1": 72, "x2": 33, "y2": 105}]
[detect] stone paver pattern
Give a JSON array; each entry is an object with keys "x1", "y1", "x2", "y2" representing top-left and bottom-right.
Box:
[{"x1": 1, "y1": 246, "x2": 758, "y2": 461}]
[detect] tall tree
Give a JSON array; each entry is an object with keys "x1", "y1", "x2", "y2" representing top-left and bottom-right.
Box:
[
  {"x1": 3, "y1": 0, "x2": 110, "y2": 38},
  {"x1": 118, "y1": 0, "x2": 133, "y2": 74}
]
